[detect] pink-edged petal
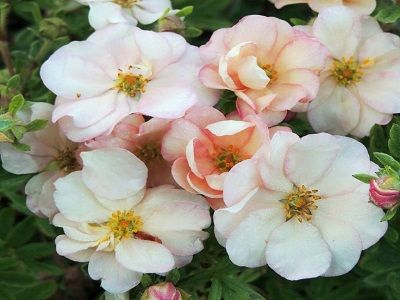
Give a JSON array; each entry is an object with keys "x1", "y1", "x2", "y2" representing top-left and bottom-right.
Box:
[
  {"x1": 205, "y1": 173, "x2": 226, "y2": 191},
  {"x1": 236, "y1": 56, "x2": 269, "y2": 90},
  {"x1": 267, "y1": 83, "x2": 308, "y2": 111},
  {"x1": 187, "y1": 172, "x2": 222, "y2": 198},
  {"x1": 285, "y1": 133, "x2": 340, "y2": 188},
  {"x1": 88, "y1": 2, "x2": 134, "y2": 30},
  {"x1": 350, "y1": 103, "x2": 392, "y2": 138},
  {"x1": 277, "y1": 69, "x2": 320, "y2": 100},
  {"x1": 199, "y1": 65, "x2": 228, "y2": 89},
  {"x1": 226, "y1": 208, "x2": 285, "y2": 267},
  {"x1": 266, "y1": 219, "x2": 332, "y2": 280},
  {"x1": 171, "y1": 158, "x2": 197, "y2": 193},
  {"x1": 55, "y1": 235, "x2": 97, "y2": 256},
  {"x1": 88, "y1": 251, "x2": 141, "y2": 293},
  {"x1": 184, "y1": 106, "x2": 226, "y2": 129},
  {"x1": 115, "y1": 238, "x2": 175, "y2": 273}
]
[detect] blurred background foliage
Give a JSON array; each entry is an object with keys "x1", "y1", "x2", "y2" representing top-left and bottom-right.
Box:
[{"x1": 0, "y1": 0, "x2": 400, "y2": 299}]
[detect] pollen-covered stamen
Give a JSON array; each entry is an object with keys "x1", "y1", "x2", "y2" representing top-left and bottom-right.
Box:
[
  {"x1": 135, "y1": 142, "x2": 162, "y2": 165},
  {"x1": 214, "y1": 145, "x2": 247, "y2": 173},
  {"x1": 332, "y1": 56, "x2": 374, "y2": 86},
  {"x1": 56, "y1": 148, "x2": 79, "y2": 173},
  {"x1": 115, "y1": 71, "x2": 149, "y2": 97},
  {"x1": 107, "y1": 210, "x2": 143, "y2": 240},
  {"x1": 281, "y1": 185, "x2": 321, "y2": 222},
  {"x1": 261, "y1": 64, "x2": 278, "y2": 83},
  {"x1": 113, "y1": 0, "x2": 138, "y2": 8}
]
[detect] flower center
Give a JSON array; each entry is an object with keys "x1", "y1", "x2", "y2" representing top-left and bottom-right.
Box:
[
  {"x1": 214, "y1": 145, "x2": 246, "y2": 173},
  {"x1": 113, "y1": 0, "x2": 137, "y2": 8},
  {"x1": 332, "y1": 57, "x2": 374, "y2": 86},
  {"x1": 56, "y1": 149, "x2": 78, "y2": 173},
  {"x1": 261, "y1": 64, "x2": 278, "y2": 82},
  {"x1": 134, "y1": 142, "x2": 162, "y2": 165},
  {"x1": 107, "y1": 210, "x2": 143, "y2": 240},
  {"x1": 115, "y1": 71, "x2": 149, "y2": 97},
  {"x1": 281, "y1": 185, "x2": 321, "y2": 222}
]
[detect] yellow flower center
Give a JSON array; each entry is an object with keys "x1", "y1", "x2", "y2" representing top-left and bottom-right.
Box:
[
  {"x1": 281, "y1": 185, "x2": 321, "y2": 222},
  {"x1": 107, "y1": 210, "x2": 143, "y2": 240},
  {"x1": 56, "y1": 148, "x2": 78, "y2": 173},
  {"x1": 261, "y1": 64, "x2": 278, "y2": 83},
  {"x1": 134, "y1": 142, "x2": 162, "y2": 165},
  {"x1": 115, "y1": 71, "x2": 149, "y2": 97},
  {"x1": 332, "y1": 57, "x2": 374, "y2": 86},
  {"x1": 113, "y1": 0, "x2": 137, "y2": 8},
  {"x1": 214, "y1": 145, "x2": 247, "y2": 173}
]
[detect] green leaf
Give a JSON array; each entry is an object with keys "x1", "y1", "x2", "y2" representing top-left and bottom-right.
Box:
[
  {"x1": 16, "y1": 242, "x2": 55, "y2": 259},
  {"x1": 353, "y1": 173, "x2": 376, "y2": 184},
  {"x1": 166, "y1": 269, "x2": 180, "y2": 284},
  {"x1": 25, "y1": 119, "x2": 48, "y2": 132},
  {"x1": 370, "y1": 124, "x2": 389, "y2": 154},
  {"x1": 0, "y1": 118, "x2": 15, "y2": 131},
  {"x1": 24, "y1": 261, "x2": 63, "y2": 276},
  {"x1": 11, "y1": 125, "x2": 27, "y2": 140},
  {"x1": 375, "y1": 5, "x2": 400, "y2": 23},
  {"x1": 290, "y1": 18, "x2": 307, "y2": 25},
  {"x1": 140, "y1": 274, "x2": 153, "y2": 288},
  {"x1": 389, "y1": 124, "x2": 400, "y2": 159},
  {"x1": 0, "y1": 257, "x2": 20, "y2": 270},
  {"x1": 185, "y1": 26, "x2": 203, "y2": 38},
  {"x1": 0, "y1": 208, "x2": 15, "y2": 239},
  {"x1": 208, "y1": 278, "x2": 222, "y2": 300},
  {"x1": 176, "y1": 6, "x2": 193, "y2": 17},
  {"x1": 35, "y1": 218, "x2": 57, "y2": 238},
  {"x1": 381, "y1": 204, "x2": 399, "y2": 221},
  {"x1": 0, "y1": 271, "x2": 36, "y2": 287},
  {"x1": 13, "y1": 1, "x2": 42, "y2": 24},
  {"x1": 13, "y1": 142, "x2": 31, "y2": 152},
  {"x1": 15, "y1": 281, "x2": 57, "y2": 299},
  {"x1": 6, "y1": 74, "x2": 21, "y2": 90},
  {"x1": 6, "y1": 216, "x2": 36, "y2": 247},
  {"x1": 374, "y1": 152, "x2": 400, "y2": 171},
  {"x1": 8, "y1": 94, "x2": 25, "y2": 115}
]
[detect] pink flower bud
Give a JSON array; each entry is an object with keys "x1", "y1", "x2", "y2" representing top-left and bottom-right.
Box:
[
  {"x1": 141, "y1": 283, "x2": 183, "y2": 300},
  {"x1": 369, "y1": 177, "x2": 400, "y2": 209}
]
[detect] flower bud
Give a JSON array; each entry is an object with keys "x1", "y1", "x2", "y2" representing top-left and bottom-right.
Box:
[
  {"x1": 369, "y1": 177, "x2": 400, "y2": 209},
  {"x1": 141, "y1": 283, "x2": 186, "y2": 300},
  {"x1": 157, "y1": 16, "x2": 185, "y2": 35},
  {"x1": 39, "y1": 18, "x2": 68, "y2": 39}
]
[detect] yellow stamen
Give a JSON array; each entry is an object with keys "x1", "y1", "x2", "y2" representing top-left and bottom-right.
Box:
[
  {"x1": 115, "y1": 71, "x2": 149, "y2": 97},
  {"x1": 332, "y1": 57, "x2": 374, "y2": 86},
  {"x1": 281, "y1": 185, "x2": 321, "y2": 222},
  {"x1": 213, "y1": 145, "x2": 247, "y2": 173},
  {"x1": 261, "y1": 64, "x2": 278, "y2": 82},
  {"x1": 107, "y1": 210, "x2": 143, "y2": 240},
  {"x1": 134, "y1": 142, "x2": 162, "y2": 165},
  {"x1": 113, "y1": 0, "x2": 137, "y2": 8},
  {"x1": 56, "y1": 149, "x2": 78, "y2": 173}
]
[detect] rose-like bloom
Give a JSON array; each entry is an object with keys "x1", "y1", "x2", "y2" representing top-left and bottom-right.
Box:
[
  {"x1": 199, "y1": 15, "x2": 328, "y2": 127},
  {"x1": 369, "y1": 177, "x2": 400, "y2": 209},
  {"x1": 86, "y1": 114, "x2": 174, "y2": 187},
  {"x1": 306, "y1": 7, "x2": 400, "y2": 137},
  {"x1": 141, "y1": 282, "x2": 186, "y2": 300},
  {"x1": 53, "y1": 148, "x2": 211, "y2": 293},
  {"x1": 41, "y1": 24, "x2": 219, "y2": 142},
  {"x1": 215, "y1": 131, "x2": 387, "y2": 280},
  {"x1": 0, "y1": 103, "x2": 80, "y2": 219},
  {"x1": 272, "y1": 0, "x2": 375, "y2": 15},
  {"x1": 76, "y1": 0, "x2": 172, "y2": 30}
]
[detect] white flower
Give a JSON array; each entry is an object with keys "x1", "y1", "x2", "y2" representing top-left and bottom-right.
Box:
[
  {"x1": 215, "y1": 131, "x2": 387, "y2": 280},
  {"x1": 0, "y1": 102, "x2": 79, "y2": 218},
  {"x1": 76, "y1": 0, "x2": 172, "y2": 29},
  {"x1": 53, "y1": 148, "x2": 211, "y2": 293},
  {"x1": 306, "y1": 7, "x2": 400, "y2": 137},
  {"x1": 40, "y1": 24, "x2": 219, "y2": 142}
]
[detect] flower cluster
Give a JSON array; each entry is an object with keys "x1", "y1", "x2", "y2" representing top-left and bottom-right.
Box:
[{"x1": 1, "y1": 0, "x2": 395, "y2": 297}]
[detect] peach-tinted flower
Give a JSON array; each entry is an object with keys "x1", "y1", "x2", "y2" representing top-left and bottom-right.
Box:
[
  {"x1": 199, "y1": 15, "x2": 328, "y2": 127},
  {"x1": 86, "y1": 114, "x2": 174, "y2": 187},
  {"x1": 273, "y1": 0, "x2": 375, "y2": 15},
  {"x1": 76, "y1": 0, "x2": 172, "y2": 29},
  {"x1": 41, "y1": 24, "x2": 219, "y2": 142},
  {"x1": 0, "y1": 103, "x2": 80, "y2": 219},
  {"x1": 306, "y1": 7, "x2": 400, "y2": 137},
  {"x1": 215, "y1": 132, "x2": 387, "y2": 280},
  {"x1": 166, "y1": 116, "x2": 269, "y2": 209},
  {"x1": 53, "y1": 148, "x2": 211, "y2": 293}
]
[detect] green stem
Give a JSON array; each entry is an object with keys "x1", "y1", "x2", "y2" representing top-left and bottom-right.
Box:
[{"x1": 0, "y1": 2, "x2": 13, "y2": 75}]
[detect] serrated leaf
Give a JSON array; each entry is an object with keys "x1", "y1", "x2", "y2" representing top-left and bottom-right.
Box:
[
  {"x1": 353, "y1": 173, "x2": 376, "y2": 184},
  {"x1": 374, "y1": 152, "x2": 400, "y2": 171},
  {"x1": 25, "y1": 119, "x2": 48, "y2": 132},
  {"x1": 185, "y1": 26, "x2": 203, "y2": 38},
  {"x1": 8, "y1": 94, "x2": 25, "y2": 115},
  {"x1": 15, "y1": 281, "x2": 57, "y2": 299},
  {"x1": 0, "y1": 271, "x2": 36, "y2": 287},
  {"x1": 166, "y1": 268, "x2": 180, "y2": 284},
  {"x1": 6, "y1": 216, "x2": 36, "y2": 247},
  {"x1": 16, "y1": 242, "x2": 55, "y2": 259},
  {"x1": 389, "y1": 124, "x2": 400, "y2": 159},
  {"x1": 381, "y1": 205, "x2": 399, "y2": 221},
  {"x1": 375, "y1": 5, "x2": 400, "y2": 23},
  {"x1": 6, "y1": 74, "x2": 20, "y2": 90}
]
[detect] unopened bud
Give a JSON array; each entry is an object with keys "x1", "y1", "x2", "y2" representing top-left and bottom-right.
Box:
[
  {"x1": 141, "y1": 282, "x2": 188, "y2": 300},
  {"x1": 39, "y1": 18, "x2": 68, "y2": 39},
  {"x1": 157, "y1": 16, "x2": 185, "y2": 34},
  {"x1": 369, "y1": 177, "x2": 400, "y2": 209}
]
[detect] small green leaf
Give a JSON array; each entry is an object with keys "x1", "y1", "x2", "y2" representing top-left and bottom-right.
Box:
[
  {"x1": 6, "y1": 75, "x2": 21, "y2": 90},
  {"x1": 0, "y1": 208, "x2": 15, "y2": 239},
  {"x1": 16, "y1": 242, "x2": 55, "y2": 259},
  {"x1": 13, "y1": 142, "x2": 31, "y2": 152},
  {"x1": 15, "y1": 281, "x2": 57, "y2": 299},
  {"x1": 374, "y1": 152, "x2": 400, "y2": 171},
  {"x1": 290, "y1": 18, "x2": 307, "y2": 25},
  {"x1": 6, "y1": 216, "x2": 36, "y2": 247},
  {"x1": 375, "y1": 5, "x2": 400, "y2": 23},
  {"x1": 381, "y1": 204, "x2": 399, "y2": 221},
  {"x1": 0, "y1": 271, "x2": 36, "y2": 287},
  {"x1": 0, "y1": 119, "x2": 15, "y2": 131},
  {"x1": 13, "y1": 1, "x2": 42, "y2": 24},
  {"x1": 166, "y1": 269, "x2": 180, "y2": 284},
  {"x1": 8, "y1": 94, "x2": 25, "y2": 115},
  {"x1": 141, "y1": 274, "x2": 153, "y2": 288},
  {"x1": 176, "y1": 6, "x2": 193, "y2": 17},
  {"x1": 389, "y1": 124, "x2": 400, "y2": 159},
  {"x1": 25, "y1": 119, "x2": 48, "y2": 132},
  {"x1": 11, "y1": 125, "x2": 27, "y2": 140},
  {"x1": 353, "y1": 173, "x2": 377, "y2": 184},
  {"x1": 185, "y1": 26, "x2": 203, "y2": 38},
  {"x1": 208, "y1": 278, "x2": 222, "y2": 300}
]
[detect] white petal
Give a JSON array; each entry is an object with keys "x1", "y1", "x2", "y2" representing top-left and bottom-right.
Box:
[{"x1": 266, "y1": 219, "x2": 331, "y2": 280}]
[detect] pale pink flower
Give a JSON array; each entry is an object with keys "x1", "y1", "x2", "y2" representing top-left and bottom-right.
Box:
[
  {"x1": 53, "y1": 148, "x2": 211, "y2": 293},
  {"x1": 215, "y1": 131, "x2": 387, "y2": 280},
  {"x1": 76, "y1": 0, "x2": 172, "y2": 29},
  {"x1": 199, "y1": 15, "x2": 328, "y2": 127},
  {"x1": 306, "y1": 7, "x2": 400, "y2": 137},
  {"x1": 86, "y1": 114, "x2": 175, "y2": 187},
  {"x1": 165, "y1": 116, "x2": 269, "y2": 209},
  {"x1": 141, "y1": 282, "x2": 184, "y2": 300},
  {"x1": 40, "y1": 24, "x2": 219, "y2": 142},
  {"x1": 0, "y1": 103, "x2": 80, "y2": 219},
  {"x1": 273, "y1": 0, "x2": 375, "y2": 15}
]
